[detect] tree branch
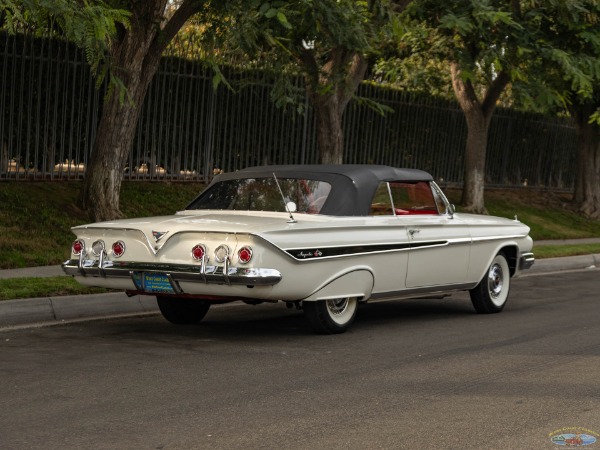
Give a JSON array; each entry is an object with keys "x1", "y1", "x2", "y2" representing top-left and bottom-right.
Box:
[
  {"x1": 150, "y1": 0, "x2": 205, "y2": 57},
  {"x1": 481, "y1": 70, "x2": 510, "y2": 118},
  {"x1": 339, "y1": 52, "x2": 368, "y2": 111},
  {"x1": 450, "y1": 61, "x2": 480, "y2": 113},
  {"x1": 297, "y1": 47, "x2": 320, "y2": 94}
]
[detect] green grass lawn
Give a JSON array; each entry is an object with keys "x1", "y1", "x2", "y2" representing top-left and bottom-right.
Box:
[{"x1": 0, "y1": 277, "x2": 111, "y2": 301}]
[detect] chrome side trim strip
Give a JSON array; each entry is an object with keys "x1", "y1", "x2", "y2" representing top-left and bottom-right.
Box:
[
  {"x1": 283, "y1": 238, "x2": 473, "y2": 261},
  {"x1": 62, "y1": 260, "x2": 282, "y2": 286},
  {"x1": 470, "y1": 234, "x2": 528, "y2": 243},
  {"x1": 370, "y1": 282, "x2": 478, "y2": 300}
]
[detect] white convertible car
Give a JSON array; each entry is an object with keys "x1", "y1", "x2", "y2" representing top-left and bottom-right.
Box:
[{"x1": 63, "y1": 165, "x2": 534, "y2": 333}]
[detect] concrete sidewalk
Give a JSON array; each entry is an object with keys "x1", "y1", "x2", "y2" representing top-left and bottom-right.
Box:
[
  {"x1": 0, "y1": 265, "x2": 65, "y2": 279},
  {"x1": 1, "y1": 251, "x2": 599, "y2": 329}
]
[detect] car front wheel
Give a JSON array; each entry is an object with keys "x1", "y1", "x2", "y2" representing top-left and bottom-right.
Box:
[
  {"x1": 303, "y1": 297, "x2": 358, "y2": 334},
  {"x1": 470, "y1": 252, "x2": 511, "y2": 314},
  {"x1": 156, "y1": 296, "x2": 210, "y2": 324}
]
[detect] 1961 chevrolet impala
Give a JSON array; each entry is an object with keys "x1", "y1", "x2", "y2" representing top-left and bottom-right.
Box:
[{"x1": 63, "y1": 165, "x2": 534, "y2": 333}]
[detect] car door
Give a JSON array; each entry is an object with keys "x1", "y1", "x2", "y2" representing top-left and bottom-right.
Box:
[
  {"x1": 386, "y1": 181, "x2": 471, "y2": 288},
  {"x1": 404, "y1": 215, "x2": 471, "y2": 288},
  {"x1": 366, "y1": 182, "x2": 411, "y2": 294}
]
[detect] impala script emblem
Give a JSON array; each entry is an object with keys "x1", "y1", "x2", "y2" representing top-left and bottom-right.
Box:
[
  {"x1": 152, "y1": 231, "x2": 168, "y2": 242},
  {"x1": 296, "y1": 249, "x2": 323, "y2": 258}
]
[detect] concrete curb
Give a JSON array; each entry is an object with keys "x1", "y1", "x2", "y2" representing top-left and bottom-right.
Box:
[
  {"x1": 0, "y1": 254, "x2": 598, "y2": 329},
  {"x1": 0, "y1": 292, "x2": 159, "y2": 328},
  {"x1": 523, "y1": 253, "x2": 599, "y2": 275}
]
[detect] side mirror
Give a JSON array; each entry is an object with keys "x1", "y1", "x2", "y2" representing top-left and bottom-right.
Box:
[{"x1": 448, "y1": 204, "x2": 455, "y2": 218}]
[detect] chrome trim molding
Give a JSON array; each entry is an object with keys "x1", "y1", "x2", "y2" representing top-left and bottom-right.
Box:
[
  {"x1": 470, "y1": 234, "x2": 528, "y2": 243},
  {"x1": 284, "y1": 238, "x2": 467, "y2": 261},
  {"x1": 370, "y1": 282, "x2": 478, "y2": 300},
  {"x1": 62, "y1": 259, "x2": 282, "y2": 286}
]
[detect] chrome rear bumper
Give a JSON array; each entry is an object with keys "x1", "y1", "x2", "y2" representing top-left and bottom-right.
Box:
[{"x1": 62, "y1": 258, "x2": 282, "y2": 286}]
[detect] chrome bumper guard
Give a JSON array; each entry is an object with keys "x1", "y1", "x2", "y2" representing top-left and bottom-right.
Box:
[
  {"x1": 519, "y1": 252, "x2": 535, "y2": 270},
  {"x1": 62, "y1": 257, "x2": 282, "y2": 286}
]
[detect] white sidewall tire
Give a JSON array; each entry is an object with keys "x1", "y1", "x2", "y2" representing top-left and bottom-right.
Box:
[
  {"x1": 488, "y1": 254, "x2": 510, "y2": 307},
  {"x1": 325, "y1": 297, "x2": 358, "y2": 326},
  {"x1": 470, "y1": 253, "x2": 511, "y2": 314},
  {"x1": 303, "y1": 297, "x2": 358, "y2": 334}
]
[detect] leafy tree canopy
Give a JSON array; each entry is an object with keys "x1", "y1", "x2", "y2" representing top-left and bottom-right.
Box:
[
  {"x1": 511, "y1": 0, "x2": 600, "y2": 123},
  {"x1": 217, "y1": 0, "x2": 400, "y2": 110},
  {"x1": 1, "y1": 0, "x2": 130, "y2": 77}
]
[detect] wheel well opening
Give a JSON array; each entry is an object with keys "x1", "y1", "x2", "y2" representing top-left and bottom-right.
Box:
[{"x1": 500, "y1": 246, "x2": 518, "y2": 276}]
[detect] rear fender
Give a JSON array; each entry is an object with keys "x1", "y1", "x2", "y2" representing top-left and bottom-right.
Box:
[{"x1": 302, "y1": 268, "x2": 374, "y2": 302}]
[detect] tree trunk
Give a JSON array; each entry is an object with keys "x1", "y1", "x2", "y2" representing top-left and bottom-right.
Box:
[
  {"x1": 312, "y1": 94, "x2": 344, "y2": 164},
  {"x1": 303, "y1": 50, "x2": 367, "y2": 164},
  {"x1": 461, "y1": 111, "x2": 489, "y2": 214},
  {"x1": 572, "y1": 104, "x2": 600, "y2": 220},
  {"x1": 80, "y1": 75, "x2": 156, "y2": 221},
  {"x1": 79, "y1": 0, "x2": 201, "y2": 222},
  {"x1": 450, "y1": 63, "x2": 509, "y2": 214}
]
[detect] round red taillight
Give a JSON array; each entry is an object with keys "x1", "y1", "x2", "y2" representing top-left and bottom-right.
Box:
[
  {"x1": 191, "y1": 244, "x2": 206, "y2": 261},
  {"x1": 112, "y1": 241, "x2": 125, "y2": 258},
  {"x1": 72, "y1": 239, "x2": 85, "y2": 255},
  {"x1": 238, "y1": 246, "x2": 253, "y2": 264}
]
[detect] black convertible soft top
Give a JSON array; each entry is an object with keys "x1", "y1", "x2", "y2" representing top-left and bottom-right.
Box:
[{"x1": 200, "y1": 164, "x2": 433, "y2": 216}]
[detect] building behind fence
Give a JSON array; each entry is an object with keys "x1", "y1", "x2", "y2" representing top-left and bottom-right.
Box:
[{"x1": 0, "y1": 32, "x2": 577, "y2": 189}]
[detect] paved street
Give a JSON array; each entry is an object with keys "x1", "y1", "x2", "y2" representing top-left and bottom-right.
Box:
[{"x1": 1, "y1": 269, "x2": 599, "y2": 449}]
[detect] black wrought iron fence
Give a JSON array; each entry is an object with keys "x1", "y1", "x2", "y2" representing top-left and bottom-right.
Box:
[{"x1": 0, "y1": 31, "x2": 577, "y2": 189}]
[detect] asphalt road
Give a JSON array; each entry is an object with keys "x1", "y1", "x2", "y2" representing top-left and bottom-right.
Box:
[{"x1": 1, "y1": 269, "x2": 599, "y2": 449}]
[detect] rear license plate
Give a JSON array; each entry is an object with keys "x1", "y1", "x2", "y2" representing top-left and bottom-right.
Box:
[{"x1": 132, "y1": 272, "x2": 175, "y2": 294}]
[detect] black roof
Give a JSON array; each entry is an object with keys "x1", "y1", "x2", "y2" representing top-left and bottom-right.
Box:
[{"x1": 204, "y1": 165, "x2": 434, "y2": 216}]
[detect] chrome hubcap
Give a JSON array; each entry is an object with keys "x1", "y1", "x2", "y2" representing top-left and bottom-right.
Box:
[
  {"x1": 488, "y1": 264, "x2": 504, "y2": 299},
  {"x1": 326, "y1": 298, "x2": 349, "y2": 316}
]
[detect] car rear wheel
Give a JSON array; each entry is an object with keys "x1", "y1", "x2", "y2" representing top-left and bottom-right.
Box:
[
  {"x1": 303, "y1": 297, "x2": 358, "y2": 334},
  {"x1": 156, "y1": 296, "x2": 210, "y2": 324},
  {"x1": 470, "y1": 252, "x2": 510, "y2": 314}
]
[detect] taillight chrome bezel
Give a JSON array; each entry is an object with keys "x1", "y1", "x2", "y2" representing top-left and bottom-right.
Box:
[
  {"x1": 72, "y1": 239, "x2": 85, "y2": 256},
  {"x1": 112, "y1": 241, "x2": 126, "y2": 258},
  {"x1": 191, "y1": 244, "x2": 207, "y2": 261},
  {"x1": 238, "y1": 246, "x2": 253, "y2": 264},
  {"x1": 91, "y1": 240, "x2": 106, "y2": 256},
  {"x1": 214, "y1": 244, "x2": 230, "y2": 263}
]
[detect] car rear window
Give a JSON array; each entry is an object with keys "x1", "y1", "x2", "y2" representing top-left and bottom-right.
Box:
[{"x1": 187, "y1": 178, "x2": 332, "y2": 214}]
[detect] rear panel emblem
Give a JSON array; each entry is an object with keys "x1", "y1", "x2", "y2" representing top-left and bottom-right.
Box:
[{"x1": 152, "y1": 231, "x2": 168, "y2": 242}]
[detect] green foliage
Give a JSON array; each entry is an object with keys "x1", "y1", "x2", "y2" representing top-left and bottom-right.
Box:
[
  {"x1": 222, "y1": 0, "x2": 398, "y2": 110},
  {"x1": 0, "y1": 0, "x2": 130, "y2": 81},
  {"x1": 400, "y1": 1, "x2": 527, "y2": 85},
  {"x1": 510, "y1": 0, "x2": 600, "y2": 119},
  {"x1": 381, "y1": 1, "x2": 600, "y2": 125}
]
